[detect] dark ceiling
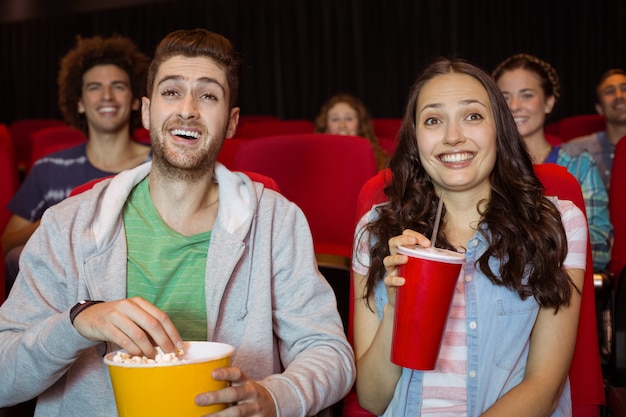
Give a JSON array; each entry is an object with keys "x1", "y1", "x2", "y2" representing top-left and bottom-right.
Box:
[{"x1": 0, "y1": 0, "x2": 168, "y2": 22}]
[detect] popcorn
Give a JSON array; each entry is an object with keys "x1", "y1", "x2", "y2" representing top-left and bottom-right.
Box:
[{"x1": 111, "y1": 347, "x2": 184, "y2": 364}]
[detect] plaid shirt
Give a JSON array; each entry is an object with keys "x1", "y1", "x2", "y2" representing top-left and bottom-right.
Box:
[
  {"x1": 551, "y1": 147, "x2": 613, "y2": 271},
  {"x1": 562, "y1": 131, "x2": 614, "y2": 192}
]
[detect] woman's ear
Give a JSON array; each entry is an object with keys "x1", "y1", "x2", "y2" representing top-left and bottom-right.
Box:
[{"x1": 544, "y1": 95, "x2": 556, "y2": 115}]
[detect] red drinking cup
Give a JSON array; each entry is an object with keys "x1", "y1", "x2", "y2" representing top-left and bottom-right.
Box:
[{"x1": 391, "y1": 245, "x2": 465, "y2": 370}]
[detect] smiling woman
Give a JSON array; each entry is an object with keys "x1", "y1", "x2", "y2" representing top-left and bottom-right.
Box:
[
  {"x1": 493, "y1": 53, "x2": 613, "y2": 272},
  {"x1": 415, "y1": 72, "x2": 496, "y2": 193},
  {"x1": 352, "y1": 57, "x2": 586, "y2": 416}
]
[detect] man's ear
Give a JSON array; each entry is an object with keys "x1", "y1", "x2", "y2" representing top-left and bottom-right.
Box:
[
  {"x1": 78, "y1": 99, "x2": 85, "y2": 114},
  {"x1": 595, "y1": 102, "x2": 604, "y2": 116},
  {"x1": 131, "y1": 97, "x2": 140, "y2": 111},
  {"x1": 141, "y1": 97, "x2": 151, "y2": 130},
  {"x1": 226, "y1": 107, "x2": 240, "y2": 138}
]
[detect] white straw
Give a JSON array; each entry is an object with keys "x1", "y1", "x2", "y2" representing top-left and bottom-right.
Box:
[{"x1": 430, "y1": 191, "x2": 444, "y2": 248}]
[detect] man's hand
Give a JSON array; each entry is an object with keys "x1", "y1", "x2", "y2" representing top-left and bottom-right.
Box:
[
  {"x1": 72, "y1": 297, "x2": 183, "y2": 358},
  {"x1": 195, "y1": 367, "x2": 277, "y2": 417}
]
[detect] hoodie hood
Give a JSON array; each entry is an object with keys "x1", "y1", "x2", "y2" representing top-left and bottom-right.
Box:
[{"x1": 89, "y1": 160, "x2": 262, "y2": 250}]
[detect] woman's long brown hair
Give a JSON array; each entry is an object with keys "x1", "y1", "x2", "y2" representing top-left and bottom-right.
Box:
[{"x1": 360, "y1": 57, "x2": 575, "y2": 311}]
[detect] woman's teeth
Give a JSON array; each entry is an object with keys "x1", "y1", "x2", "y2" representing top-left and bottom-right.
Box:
[{"x1": 440, "y1": 152, "x2": 474, "y2": 163}]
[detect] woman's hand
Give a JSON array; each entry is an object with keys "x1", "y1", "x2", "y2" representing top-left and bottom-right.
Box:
[{"x1": 383, "y1": 229, "x2": 430, "y2": 307}]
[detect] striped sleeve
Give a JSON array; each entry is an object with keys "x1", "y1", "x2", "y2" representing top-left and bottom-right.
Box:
[{"x1": 557, "y1": 199, "x2": 588, "y2": 271}]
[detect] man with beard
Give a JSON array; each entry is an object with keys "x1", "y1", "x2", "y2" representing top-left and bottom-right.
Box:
[
  {"x1": 563, "y1": 68, "x2": 626, "y2": 192},
  {"x1": 0, "y1": 29, "x2": 355, "y2": 417}
]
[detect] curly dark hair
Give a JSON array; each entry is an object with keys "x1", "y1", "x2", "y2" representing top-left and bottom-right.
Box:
[
  {"x1": 146, "y1": 28, "x2": 242, "y2": 110},
  {"x1": 57, "y1": 35, "x2": 149, "y2": 136},
  {"x1": 314, "y1": 93, "x2": 389, "y2": 169},
  {"x1": 491, "y1": 53, "x2": 561, "y2": 117},
  {"x1": 362, "y1": 57, "x2": 575, "y2": 311}
]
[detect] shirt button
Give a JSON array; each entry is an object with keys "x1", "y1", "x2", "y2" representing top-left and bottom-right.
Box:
[
  {"x1": 469, "y1": 370, "x2": 477, "y2": 378},
  {"x1": 471, "y1": 240, "x2": 478, "y2": 247},
  {"x1": 465, "y1": 275, "x2": 472, "y2": 282},
  {"x1": 469, "y1": 321, "x2": 477, "y2": 329}
]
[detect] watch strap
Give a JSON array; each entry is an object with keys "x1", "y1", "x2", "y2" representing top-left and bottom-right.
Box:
[{"x1": 70, "y1": 300, "x2": 104, "y2": 325}]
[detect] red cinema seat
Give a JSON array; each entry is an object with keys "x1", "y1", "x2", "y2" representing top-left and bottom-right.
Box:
[
  {"x1": 558, "y1": 114, "x2": 606, "y2": 142},
  {"x1": 27, "y1": 125, "x2": 87, "y2": 174},
  {"x1": 8, "y1": 118, "x2": 65, "y2": 172}
]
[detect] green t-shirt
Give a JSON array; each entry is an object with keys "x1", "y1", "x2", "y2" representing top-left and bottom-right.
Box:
[{"x1": 123, "y1": 178, "x2": 209, "y2": 340}]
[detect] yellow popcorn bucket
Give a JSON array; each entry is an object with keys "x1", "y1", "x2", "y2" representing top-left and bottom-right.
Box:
[{"x1": 104, "y1": 341, "x2": 235, "y2": 417}]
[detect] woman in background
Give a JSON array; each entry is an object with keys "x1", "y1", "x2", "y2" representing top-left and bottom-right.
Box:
[
  {"x1": 315, "y1": 93, "x2": 389, "y2": 169},
  {"x1": 492, "y1": 53, "x2": 612, "y2": 272}
]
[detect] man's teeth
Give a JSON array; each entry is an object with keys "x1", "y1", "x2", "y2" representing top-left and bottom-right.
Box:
[
  {"x1": 440, "y1": 152, "x2": 474, "y2": 163},
  {"x1": 99, "y1": 107, "x2": 116, "y2": 113},
  {"x1": 171, "y1": 129, "x2": 200, "y2": 139}
]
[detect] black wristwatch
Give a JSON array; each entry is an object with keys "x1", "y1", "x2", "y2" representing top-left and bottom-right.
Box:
[{"x1": 70, "y1": 300, "x2": 104, "y2": 325}]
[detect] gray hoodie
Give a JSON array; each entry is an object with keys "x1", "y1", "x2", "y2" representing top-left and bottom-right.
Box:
[{"x1": 0, "y1": 161, "x2": 355, "y2": 416}]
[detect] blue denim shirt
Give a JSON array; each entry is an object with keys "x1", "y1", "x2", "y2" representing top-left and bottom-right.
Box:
[{"x1": 373, "y1": 229, "x2": 572, "y2": 416}]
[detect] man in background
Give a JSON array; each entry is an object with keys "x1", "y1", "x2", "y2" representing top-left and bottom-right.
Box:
[{"x1": 563, "y1": 68, "x2": 626, "y2": 191}]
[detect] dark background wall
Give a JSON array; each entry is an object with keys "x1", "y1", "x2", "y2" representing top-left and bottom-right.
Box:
[{"x1": 0, "y1": 0, "x2": 624, "y2": 125}]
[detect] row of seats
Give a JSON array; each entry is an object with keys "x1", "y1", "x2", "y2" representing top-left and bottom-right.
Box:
[
  {"x1": 234, "y1": 115, "x2": 403, "y2": 139},
  {"x1": 234, "y1": 117, "x2": 401, "y2": 157},
  {"x1": 3, "y1": 113, "x2": 607, "y2": 180},
  {"x1": 545, "y1": 114, "x2": 607, "y2": 142}
]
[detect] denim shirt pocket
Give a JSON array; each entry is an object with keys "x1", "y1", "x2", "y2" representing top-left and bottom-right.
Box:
[{"x1": 494, "y1": 297, "x2": 538, "y2": 370}]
